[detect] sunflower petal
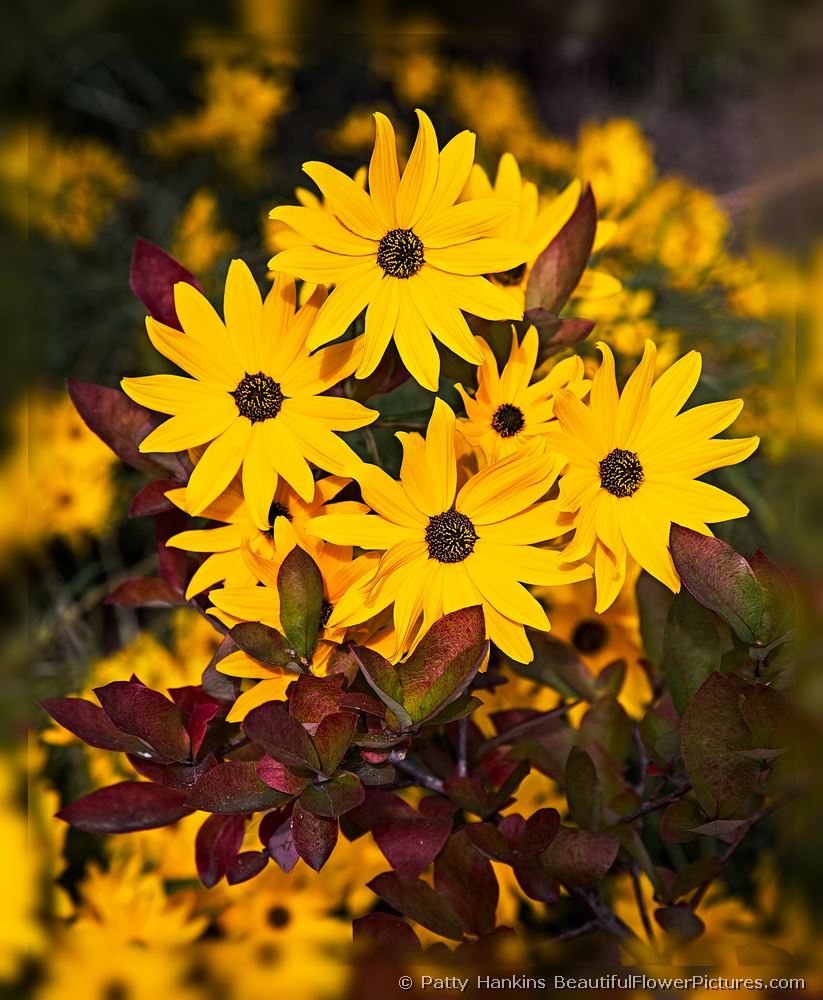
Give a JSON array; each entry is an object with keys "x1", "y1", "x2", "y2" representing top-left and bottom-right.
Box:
[
  {"x1": 186, "y1": 419, "x2": 252, "y2": 515},
  {"x1": 616, "y1": 340, "x2": 656, "y2": 449},
  {"x1": 302, "y1": 161, "x2": 384, "y2": 238},
  {"x1": 425, "y1": 239, "x2": 529, "y2": 276},
  {"x1": 395, "y1": 109, "x2": 439, "y2": 229},
  {"x1": 268, "y1": 206, "x2": 376, "y2": 256},
  {"x1": 416, "y1": 198, "x2": 518, "y2": 248},
  {"x1": 305, "y1": 264, "x2": 383, "y2": 351},
  {"x1": 369, "y1": 112, "x2": 400, "y2": 231}
]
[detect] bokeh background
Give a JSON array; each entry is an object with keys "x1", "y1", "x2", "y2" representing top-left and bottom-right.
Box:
[{"x1": 2, "y1": 1, "x2": 822, "y2": 997}]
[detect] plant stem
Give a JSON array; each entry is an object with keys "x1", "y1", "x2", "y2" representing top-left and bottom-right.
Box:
[
  {"x1": 617, "y1": 783, "x2": 692, "y2": 824},
  {"x1": 389, "y1": 754, "x2": 445, "y2": 794},
  {"x1": 456, "y1": 717, "x2": 468, "y2": 777},
  {"x1": 630, "y1": 864, "x2": 655, "y2": 944},
  {"x1": 480, "y1": 701, "x2": 581, "y2": 753}
]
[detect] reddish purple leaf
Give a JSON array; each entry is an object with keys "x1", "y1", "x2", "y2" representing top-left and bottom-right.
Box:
[
  {"x1": 57, "y1": 781, "x2": 191, "y2": 833},
  {"x1": 464, "y1": 822, "x2": 512, "y2": 862},
  {"x1": 372, "y1": 813, "x2": 452, "y2": 879},
  {"x1": 524, "y1": 312, "x2": 596, "y2": 360},
  {"x1": 498, "y1": 814, "x2": 527, "y2": 850},
  {"x1": 127, "y1": 752, "x2": 216, "y2": 790},
  {"x1": 94, "y1": 681, "x2": 191, "y2": 762},
  {"x1": 230, "y1": 622, "x2": 295, "y2": 667},
  {"x1": 196, "y1": 813, "x2": 246, "y2": 888},
  {"x1": 129, "y1": 236, "x2": 202, "y2": 330},
  {"x1": 367, "y1": 873, "x2": 464, "y2": 941},
  {"x1": 289, "y1": 674, "x2": 346, "y2": 727},
  {"x1": 434, "y1": 829, "x2": 499, "y2": 936},
  {"x1": 291, "y1": 801, "x2": 338, "y2": 871},
  {"x1": 187, "y1": 760, "x2": 291, "y2": 813},
  {"x1": 512, "y1": 855, "x2": 561, "y2": 903},
  {"x1": 188, "y1": 702, "x2": 219, "y2": 759},
  {"x1": 227, "y1": 851, "x2": 269, "y2": 885},
  {"x1": 128, "y1": 479, "x2": 179, "y2": 518},
  {"x1": 256, "y1": 756, "x2": 309, "y2": 795},
  {"x1": 260, "y1": 807, "x2": 299, "y2": 872},
  {"x1": 67, "y1": 379, "x2": 188, "y2": 478},
  {"x1": 105, "y1": 576, "x2": 182, "y2": 609},
  {"x1": 168, "y1": 685, "x2": 221, "y2": 715},
  {"x1": 525, "y1": 184, "x2": 596, "y2": 314},
  {"x1": 40, "y1": 698, "x2": 150, "y2": 755},
  {"x1": 520, "y1": 808, "x2": 561, "y2": 853},
  {"x1": 299, "y1": 771, "x2": 365, "y2": 818},
  {"x1": 242, "y1": 702, "x2": 321, "y2": 772},
  {"x1": 340, "y1": 691, "x2": 386, "y2": 716},
  {"x1": 312, "y1": 711, "x2": 357, "y2": 774},
  {"x1": 353, "y1": 913, "x2": 421, "y2": 954},
  {"x1": 544, "y1": 827, "x2": 619, "y2": 887},
  {"x1": 347, "y1": 789, "x2": 416, "y2": 834}
]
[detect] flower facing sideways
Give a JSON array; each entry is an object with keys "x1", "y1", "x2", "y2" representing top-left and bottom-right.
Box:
[
  {"x1": 308, "y1": 399, "x2": 592, "y2": 663},
  {"x1": 545, "y1": 341, "x2": 759, "y2": 612},
  {"x1": 456, "y1": 325, "x2": 590, "y2": 464},
  {"x1": 165, "y1": 474, "x2": 365, "y2": 600},
  {"x1": 269, "y1": 110, "x2": 530, "y2": 390},
  {"x1": 122, "y1": 263, "x2": 377, "y2": 520}
]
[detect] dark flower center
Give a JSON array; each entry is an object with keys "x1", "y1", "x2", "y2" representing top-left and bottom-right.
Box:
[
  {"x1": 231, "y1": 371, "x2": 283, "y2": 423},
  {"x1": 425, "y1": 510, "x2": 478, "y2": 563},
  {"x1": 102, "y1": 983, "x2": 130, "y2": 1000},
  {"x1": 265, "y1": 500, "x2": 292, "y2": 537},
  {"x1": 599, "y1": 448, "x2": 644, "y2": 498},
  {"x1": 491, "y1": 262, "x2": 526, "y2": 286},
  {"x1": 265, "y1": 905, "x2": 291, "y2": 929},
  {"x1": 319, "y1": 599, "x2": 333, "y2": 628},
  {"x1": 572, "y1": 619, "x2": 610, "y2": 654},
  {"x1": 491, "y1": 402, "x2": 525, "y2": 438},
  {"x1": 377, "y1": 228, "x2": 425, "y2": 278}
]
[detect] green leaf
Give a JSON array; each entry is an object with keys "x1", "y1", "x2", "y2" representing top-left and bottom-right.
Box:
[
  {"x1": 749, "y1": 550, "x2": 793, "y2": 643},
  {"x1": 670, "y1": 525, "x2": 764, "y2": 643},
  {"x1": 663, "y1": 591, "x2": 731, "y2": 715},
  {"x1": 668, "y1": 857, "x2": 722, "y2": 900},
  {"x1": 230, "y1": 622, "x2": 296, "y2": 667},
  {"x1": 565, "y1": 747, "x2": 601, "y2": 830},
  {"x1": 578, "y1": 695, "x2": 632, "y2": 763},
  {"x1": 594, "y1": 659, "x2": 626, "y2": 698},
  {"x1": 654, "y1": 905, "x2": 705, "y2": 942},
  {"x1": 353, "y1": 647, "x2": 413, "y2": 730},
  {"x1": 636, "y1": 571, "x2": 674, "y2": 671},
  {"x1": 660, "y1": 799, "x2": 703, "y2": 844},
  {"x1": 740, "y1": 684, "x2": 793, "y2": 750},
  {"x1": 277, "y1": 547, "x2": 324, "y2": 660},
  {"x1": 639, "y1": 709, "x2": 680, "y2": 767},
  {"x1": 299, "y1": 772, "x2": 365, "y2": 818},
  {"x1": 514, "y1": 633, "x2": 595, "y2": 699},
  {"x1": 680, "y1": 673, "x2": 759, "y2": 818}
]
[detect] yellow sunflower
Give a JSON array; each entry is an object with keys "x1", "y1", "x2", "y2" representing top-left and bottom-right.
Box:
[
  {"x1": 307, "y1": 399, "x2": 592, "y2": 663},
  {"x1": 459, "y1": 152, "x2": 621, "y2": 310},
  {"x1": 455, "y1": 325, "x2": 590, "y2": 464},
  {"x1": 122, "y1": 263, "x2": 376, "y2": 521},
  {"x1": 268, "y1": 110, "x2": 529, "y2": 391},
  {"x1": 209, "y1": 528, "x2": 390, "y2": 721},
  {"x1": 545, "y1": 341, "x2": 759, "y2": 612},
  {"x1": 165, "y1": 474, "x2": 366, "y2": 599}
]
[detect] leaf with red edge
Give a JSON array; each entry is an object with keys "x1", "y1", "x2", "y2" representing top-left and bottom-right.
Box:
[
  {"x1": 312, "y1": 712, "x2": 357, "y2": 775},
  {"x1": 187, "y1": 702, "x2": 219, "y2": 759},
  {"x1": 129, "y1": 236, "x2": 202, "y2": 330},
  {"x1": 242, "y1": 702, "x2": 321, "y2": 772},
  {"x1": 187, "y1": 760, "x2": 291, "y2": 813},
  {"x1": 256, "y1": 756, "x2": 309, "y2": 796},
  {"x1": 94, "y1": 682, "x2": 191, "y2": 762},
  {"x1": 278, "y1": 546, "x2": 324, "y2": 659},
  {"x1": 291, "y1": 801, "x2": 338, "y2": 870},
  {"x1": 525, "y1": 185, "x2": 597, "y2": 314},
  {"x1": 544, "y1": 827, "x2": 619, "y2": 887},
  {"x1": 67, "y1": 379, "x2": 188, "y2": 478},
  {"x1": 105, "y1": 576, "x2": 182, "y2": 608},
  {"x1": 57, "y1": 782, "x2": 191, "y2": 833},
  {"x1": 260, "y1": 807, "x2": 299, "y2": 872},
  {"x1": 367, "y1": 873, "x2": 464, "y2": 941},
  {"x1": 288, "y1": 674, "x2": 346, "y2": 727},
  {"x1": 434, "y1": 829, "x2": 498, "y2": 935},
  {"x1": 128, "y1": 479, "x2": 180, "y2": 518},
  {"x1": 299, "y1": 772, "x2": 365, "y2": 818},
  {"x1": 372, "y1": 812, "x2": 452, "y2": 879},
  {"x1": 227, "y1": 851, "x2": 269, "y2": 885},
  {"x1": 353, "y1": 913, "x2": 421, "y2": 954},
  {"x1": 40, "y1": 698, "x2": 151, "y2": 755},
  {"x1": 195, "y1": 813, "x2": 246, "y2": 888},
  {"x1": 670, "y1": 525, "x2": 764, "y2": 644},
  {"x1": 353, "y1": 647, "x2": 412, "y2": 729}
]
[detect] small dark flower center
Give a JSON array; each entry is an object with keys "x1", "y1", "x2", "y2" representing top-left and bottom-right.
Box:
[
  {"x1": 102, "y1": 983, "x2": 130, "y2": 1000},
  {"x1": 231, "y1": 371, "x2": 283, "y2": 423},
  {"x1": 265, "y1": 500, "x2": 292, "y2": 537},
  {"x1": 491, "y1": 262, "x2": 526, "y2": 286},
  {"x1": 425, "y1": 510, "x2": 478, "y2": 564},
  {"x1": 377, "y1": 228, "x2": 425, "y2": 278},
  {"x1": 599, "y1": 448, "x2": 644, "y2": 498},
  {"x1": 265, "y1": 905, "x2": 291, "y2": 929},
  {"x1": 319, "y1": 599, "x2": 333, "y2": 628},
  {"x1": 491, "y1": 402, "x2": 525, "y2": 438},
  {"x1": 572, "y1": 620, "x2": 610, "y2": 654}
]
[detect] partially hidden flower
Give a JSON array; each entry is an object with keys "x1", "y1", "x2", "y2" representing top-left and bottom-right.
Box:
[
  {"x1": 268, "y1": 110, "x2": 530, "y2": 391},
  {"x1": 545, "y1": 341, "x2": 759, "y2": 612},
  {"x1": 455, "y1": 326, "x2": 590, "y2": 464},
  {"x1": 122, "y1": 262, "x2": 376, "y2": 520},
  {"x1": 307, "y1": 399, "x2": 592, "y2": 663},
  {"x1": 165, "y1": 474, "x2": 365, "y2": 600}
]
